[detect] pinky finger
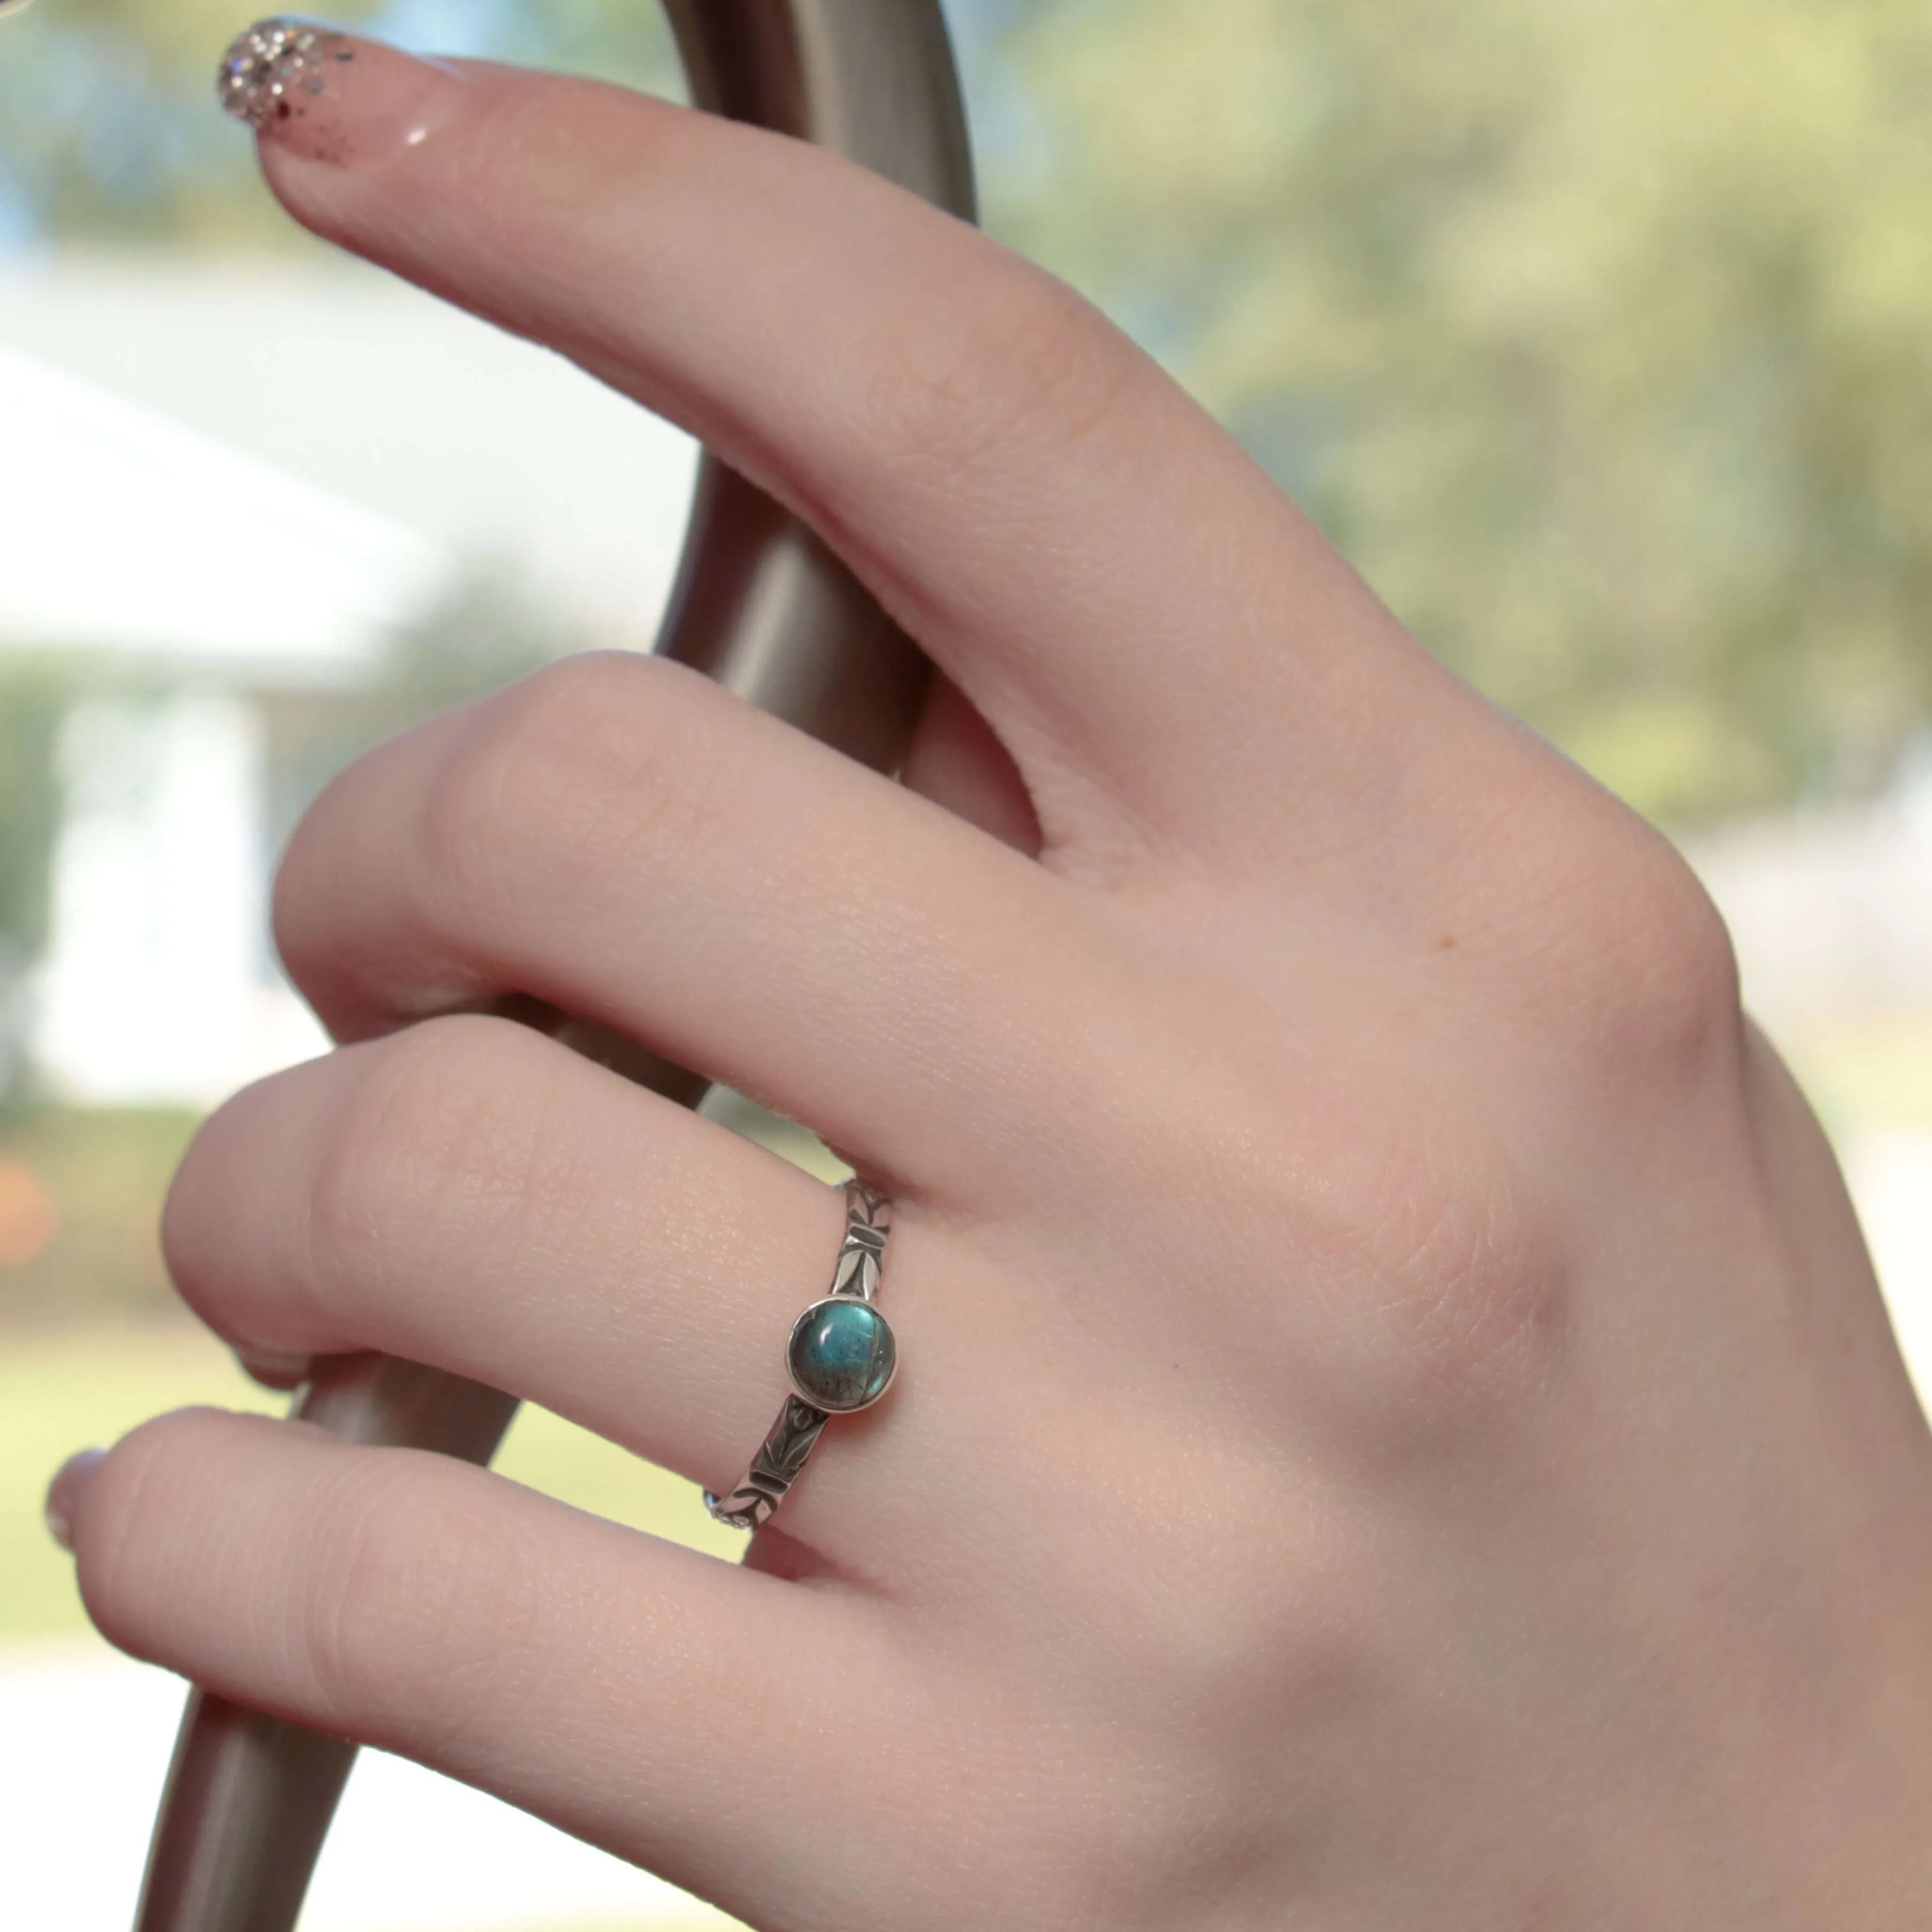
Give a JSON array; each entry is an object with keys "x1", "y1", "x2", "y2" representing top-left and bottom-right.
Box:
[{"x1": 67, "y1": 1408, "x2": 927, "y2": 1928}]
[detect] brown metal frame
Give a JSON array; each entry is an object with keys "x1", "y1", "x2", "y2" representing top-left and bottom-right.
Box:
[{"x1": 131, "y1": 7, "x2": 974, "y2": 1924}]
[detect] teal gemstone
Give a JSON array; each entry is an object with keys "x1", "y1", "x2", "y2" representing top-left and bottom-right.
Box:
[{"x1": 787, "y1": 1298, "x2": 897, "y2": 1413}]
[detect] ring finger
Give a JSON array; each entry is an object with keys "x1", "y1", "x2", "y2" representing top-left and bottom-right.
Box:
[{"x1": 163, "y1": 1010, "x2": 950, "y2": 1554}]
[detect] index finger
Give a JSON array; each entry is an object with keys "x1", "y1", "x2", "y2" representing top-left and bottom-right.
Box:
[{"x1": 221, "y1": 21, "x2": 1511, "y2": 878}]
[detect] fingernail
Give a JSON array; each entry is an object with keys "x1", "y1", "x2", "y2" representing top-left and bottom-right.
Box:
[
  {"x1": 235, "y1": 1343, "x2": 313, "y2": 1392},
  {"x1": 44, "y1": 1448, "x2": 106, "y2": 1555},
  {"x1": 217, "y1": 18, "x2": 463, "y2": 166}
]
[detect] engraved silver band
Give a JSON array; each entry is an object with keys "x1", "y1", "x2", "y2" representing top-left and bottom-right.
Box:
[{"x1": 704, "y1": 1180, "x2": 896, "y2": 1532}]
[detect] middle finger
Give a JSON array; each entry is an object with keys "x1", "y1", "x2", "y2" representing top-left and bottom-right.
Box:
[
  {"x1": 245, "y1": 34, "x2": 1525, "y2": 876},
  {"x1": 274, "y1": 650, "x2": 1122, "y2": 1192}
]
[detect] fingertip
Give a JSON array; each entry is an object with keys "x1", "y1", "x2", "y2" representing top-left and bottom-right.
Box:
[
  {"x1": 219, "y1": 20, "x2": 464, "y2": 172},
  {"x1": 44, "y1": 1447, "x2": 106, "y2": 1555},
  {"x1": 67, "y1": 1406, "x2": 288, "y2": 1649},
  {"x1": 235, "y1": 1344, "x2": 315, "y2": 1392}
]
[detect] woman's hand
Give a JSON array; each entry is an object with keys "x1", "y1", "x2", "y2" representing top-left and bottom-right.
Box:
[{"x1": 58, "y1": 26, "x2": 1932, "y2": 1929}]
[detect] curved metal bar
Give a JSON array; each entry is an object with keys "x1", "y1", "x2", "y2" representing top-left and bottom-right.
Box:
[{"x1": 131, "y1": 9, "x2": 974, "y2": 1927}]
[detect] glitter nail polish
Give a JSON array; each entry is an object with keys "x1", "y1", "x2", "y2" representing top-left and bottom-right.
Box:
[{"x1": 218, "y1": 18, "x2": 462, "y2": 166}]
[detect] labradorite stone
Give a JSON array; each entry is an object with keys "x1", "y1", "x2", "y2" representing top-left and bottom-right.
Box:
[{"x1": 787, "y1": 1298, "x2": 896, "y2": 1413}]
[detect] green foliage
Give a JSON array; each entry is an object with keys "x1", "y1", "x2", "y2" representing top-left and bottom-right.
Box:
[
  {"x1": 0, "y1": 0, "x2": 677, "y2": 244},
  {"x1": 999, "y1": 0, "x2": 1932, "y2": 822}
]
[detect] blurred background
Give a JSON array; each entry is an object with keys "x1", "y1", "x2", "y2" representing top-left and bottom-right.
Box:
[{"x1": 3, "y1": 0, "x2": 1931, "y2": 1926}]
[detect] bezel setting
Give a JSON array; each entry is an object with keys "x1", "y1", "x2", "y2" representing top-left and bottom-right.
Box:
[{"x1": 786, "y1": 1295, "x2": 898, "y2": 1414}]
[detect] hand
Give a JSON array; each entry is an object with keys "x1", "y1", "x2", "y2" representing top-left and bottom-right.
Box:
[{"x1": 57, "y1": 28, "x2": 1932, "y2": 1929}]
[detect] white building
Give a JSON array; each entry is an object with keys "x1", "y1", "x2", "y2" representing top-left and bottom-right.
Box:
[{"x1": 0, "y1": 255, "x2": 697, "y2": 1105}]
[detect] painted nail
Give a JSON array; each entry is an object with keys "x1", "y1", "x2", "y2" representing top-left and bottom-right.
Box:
[
  {"x1": 235, "y1": 1343, "x2": 314, "y2": 1392},
  {"x1": 44, "y1": 1448, "x2": 106, "y2": 1555},
  {"x1": 216, "y1": 18, "x2": 462, "y2": 166}
]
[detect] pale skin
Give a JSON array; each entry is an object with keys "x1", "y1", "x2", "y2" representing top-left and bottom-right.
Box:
[{"x1": 47, "y1": 29, "x2": 1932, "y2": 1929}]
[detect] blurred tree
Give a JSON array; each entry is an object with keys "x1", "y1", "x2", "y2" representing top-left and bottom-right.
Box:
[
  {"x1": 998, "y1": 0, "x2": 1932, "y2": 821},
  {"x1": 4, "y1": 0, "x2": 1929, "y2": 824}
]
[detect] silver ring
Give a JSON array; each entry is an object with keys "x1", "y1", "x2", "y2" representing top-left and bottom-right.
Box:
[{"x1": 704, "y1": 1180, "x2": 897, "y2": 1531}]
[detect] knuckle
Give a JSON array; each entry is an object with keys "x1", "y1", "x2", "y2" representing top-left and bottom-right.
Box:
[
  {"x1": 160, "y1": 1083, "x2": 263, "y2": 1326},
  {"x1": 1149, "y1": 1027, "x2": 1572, "y2": 1450},
  {"x1": 883, "y1": 263, "x2": 1140, "y2": 491},
  {"x1": 1132, "y1": 1531, "x2": 1352, "y2": 1719},
  {"x1": 271, "y1": 725, "x2": 431, "y2": 1004},
  {"x1": 1274, "y1": 1112, "x2": 1569, "y2": 1447},
  {"x1": 1540, "y1": 826, "x2": 1742, "y2": 1076},
  {"x1": 269, "y1": 757, "x2": 363, "y2": 990},
  {"x1": 1353, "y1": 1168, "x2": 1568, "y2": 1445},
  {"x1": 303, "y1": 1017, "x2": 538, "y2": 1320},
  {"x1": 297, "y1": 1457, "x2": 540, "y2": 1750},
  {"x1": 418, "y1": 653, "x2": 727, "y2": 912},
  {"x1": 1048, "y1": 1504, "x2": 1381, "y2": 1921}
]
